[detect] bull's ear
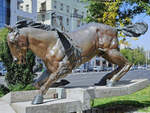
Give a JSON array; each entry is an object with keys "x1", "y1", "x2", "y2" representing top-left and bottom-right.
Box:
[{"x1": 5, "y1": 25, "x2": 13, "y2": 32}]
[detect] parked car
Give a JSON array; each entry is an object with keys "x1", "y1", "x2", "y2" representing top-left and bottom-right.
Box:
[
  {"x1": 87, "y1": 67, "x2": 93, "y2": 72},
  {"x1": 103, "y1": 67, "x2": 112, "y2": 71},
  {"x1": 0, "y1": 68, "x2": 7, "y2": 76},
  {"x1": 107, "y1": 67, "x2": 112, "y2": 71},
  {"x1": 93, "y1": 66, "x2": 103, "y2": 72},
  {"x1": 73, "y1": 67, "x2": 86, "y2": 73},
  {"x1": 0, "y1": 62, "x2": 3, "y2": 66},
  {"x1": 130, "y1": 65, "x2": 138, "y2": 71},
  {"x1": 74, "y1": 68, "x2": 80, "y2": 73},
  {"x1": 138, "y1": 66, "x2": 145, "y2": 70}
]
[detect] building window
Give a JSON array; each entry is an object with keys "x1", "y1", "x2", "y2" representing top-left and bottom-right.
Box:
[
  {"x1": 52, "y1": 17, "x2": 57, "y2": 26},
  {"x1": 77, "y1": 20, "x2": 80, "y2": 27},
  {"x1": 54, "y1": 1, "x2": 57, "y2": 9},
  {"x1": 66, "y1": 18, "x2": 69, "y2": 25},
  {"x1": 66, "y1": 5, "x2": 69, "y2": 13},
  {"x1": 40, "y1": 2, "x2": 46, "y2": 12},
  {"x1": 59, "y1": 16, "x2": 63, "y2": 26},
  {"x1": 17, "y1": 16, "x2": 32, "y2": 21},
  {"x1": 17, "y1": 1, "x2": 21, "y2": 10},
  {"x1": 41, "y1": 14, "x2": 45, "y2": 22},
  {"x1": 59, "y1": 16, "x2": 64, "y2": 30},
  {"x1": 82, "y1": 11, "x2": 84, "y2": 18},
  {"x1": 60, "y1": 3, "x2": 63, "y2": 11},
  {"x1": 73, "y1": 8, "x2": 78, "y2": 17},
  {"x1": 26, "y1": 4, "x2": 29, "y2": 12},
  {"x1": 20, "y1": 5, "x2": 23, "y2": 10}
]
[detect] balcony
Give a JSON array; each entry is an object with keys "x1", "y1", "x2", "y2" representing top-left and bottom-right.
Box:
[{"x1": 17, "y1": 0, "x2": 23, "y2": 3}]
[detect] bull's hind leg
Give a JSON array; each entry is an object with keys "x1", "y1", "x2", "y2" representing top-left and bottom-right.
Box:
[
  {"x1": 96, "y1": 49, "x2": 132, "y2": 86},
  {"x1": 95, "y1": 65, "x2": 124, "y2": 86}
]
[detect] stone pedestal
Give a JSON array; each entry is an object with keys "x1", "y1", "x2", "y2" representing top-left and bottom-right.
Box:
[
  {"x1": 12, "y1": 99, "x2": 82, "y2": 113},
  {"x1": 0, "y1": 79, "x2": 149, "y2": 113}
]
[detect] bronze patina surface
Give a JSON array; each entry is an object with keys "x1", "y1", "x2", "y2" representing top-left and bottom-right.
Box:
[{"x1": 6, "y1": 20, "x2": 148, "y2": 104}]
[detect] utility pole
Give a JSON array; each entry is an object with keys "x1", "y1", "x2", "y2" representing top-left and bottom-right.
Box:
[{"x1": 146, "y1": 51, "x2": 148, "y2": 69}]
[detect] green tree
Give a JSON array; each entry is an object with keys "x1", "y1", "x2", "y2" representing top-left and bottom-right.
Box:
[
  {"x1": 85, "y1": 0, "x2": 150, "y2": 26},
  {"x1": 85, "y1": 0, "x2": 149, "y2": 47},
  {"x1": 0, "y1": 28, "x2": 36, "y2": 88},
  {"x1": 120, "y1": 48, "x2": 133, "y2": 63},
  {"x1": 120, "y1": 47, "x2": 146, "y2": 65}
]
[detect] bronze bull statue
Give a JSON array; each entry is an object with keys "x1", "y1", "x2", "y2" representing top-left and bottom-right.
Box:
[{"x1": 6, "y1": 20, "x2": 148, "y2": 104}]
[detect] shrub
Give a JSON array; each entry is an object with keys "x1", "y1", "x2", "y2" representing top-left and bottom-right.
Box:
[
  {"x1": 0, "y1": 84, "x2": 10, "y2": 97},
  {"x1": 0, "y1": 28, "x2": 36, "y2": 88}
]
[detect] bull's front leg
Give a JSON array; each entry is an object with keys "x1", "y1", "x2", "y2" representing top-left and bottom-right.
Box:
[
  {"x1": 33, "y1": 69, "x2": 50, "y2": 89},
  {"x1": 32, "y1": 57, "x2": 71, "y2": 104}
]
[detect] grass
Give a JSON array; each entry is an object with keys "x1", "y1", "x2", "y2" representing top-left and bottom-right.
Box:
[
  {"x1": 0, "y1": 84, "x2": 36, "y2": 98},
  {"x1": 92, "y1": 85, "x2": 150, "y2": 112}
]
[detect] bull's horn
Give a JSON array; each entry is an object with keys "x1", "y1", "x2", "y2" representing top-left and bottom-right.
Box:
[{"x1": 5, "y1": 25, "x2": 13, "y2": 31}]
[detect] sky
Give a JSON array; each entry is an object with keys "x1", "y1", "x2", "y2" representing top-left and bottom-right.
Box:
[{"x1": 128, "y1": 13, "x2": 150, "y2": 51}]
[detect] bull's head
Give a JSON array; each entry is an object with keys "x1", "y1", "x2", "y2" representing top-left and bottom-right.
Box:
[{"x1": 6, "y1": 25, "x2": 28, "y2": 64}]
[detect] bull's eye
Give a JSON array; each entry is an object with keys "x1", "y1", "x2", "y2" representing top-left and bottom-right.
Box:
[
  {"x1": 13, "y1": 57, "x2": 18, "y2": 62},
  {"x1": 10, "y1": 36, "x2": 15, "y2": 42}
]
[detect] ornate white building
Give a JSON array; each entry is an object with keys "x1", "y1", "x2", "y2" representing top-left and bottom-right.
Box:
[
  {"x1": 37, "y1": 0, "x2": 87, "y2": 32},
  {"x1": 10, "y1": 0, "x2": 37, "y2": 26}
]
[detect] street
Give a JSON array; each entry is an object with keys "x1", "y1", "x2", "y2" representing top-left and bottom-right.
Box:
[
  {"x1": 64, "y1": 69, "x2": 150, "y2": 87},
  {"x1": 1, "y1": 69, "x2": 150, "y2": 88}
]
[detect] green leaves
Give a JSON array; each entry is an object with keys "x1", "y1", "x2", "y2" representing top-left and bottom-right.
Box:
[
  {"x1": 120, "y1": 47, "x2": 146, "y2": 65},
  {"x1": 0, "y1": 28, "x2": 36, "y2": 88},
  {"x1": 86, "y1": 0, "x2": 150, "y2": 27}
]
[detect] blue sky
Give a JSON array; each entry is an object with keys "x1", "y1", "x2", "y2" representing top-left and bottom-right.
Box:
[{"x1": 128, "y1": 13, "x2": 150, "y2": 51}]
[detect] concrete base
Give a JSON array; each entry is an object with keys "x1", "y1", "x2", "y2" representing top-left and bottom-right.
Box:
[
  {"x1": 0, "y1": 79, "x2": 149, "y2": 113},
  {"x1": 1, "y1": 88, "x2": 65, "y2": 104},
  {"x1": 66, "y1": 79, "x2": 150, "y2": 110},
  {"x1": 12, "y1": 99, "x2": 82, "y2": 113},
  {"x1": 94, "y1": 79, "x2": 150, "y2": 98}
]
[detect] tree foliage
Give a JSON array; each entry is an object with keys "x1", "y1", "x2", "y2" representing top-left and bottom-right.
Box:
[
  {"x1": 85, "y1": 0, "x2": 150, "y2": 26},
  {"x1": 120, "y1": 47, "x2": 146, "y2": 65},
  {"x1": 85, "y1": 0, "x2": 150, "y2": 46},
  {"x1": 0, "y1": 28, "x2": 36, "y2": 87}
]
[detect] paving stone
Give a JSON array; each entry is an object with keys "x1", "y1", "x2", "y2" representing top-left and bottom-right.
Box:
[{"x1": 0, "y1": 100, "x2": 16, "y2": 113}]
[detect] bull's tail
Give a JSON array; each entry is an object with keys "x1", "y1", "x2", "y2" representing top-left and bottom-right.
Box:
[{"x1": 117, "y1": 22, "x2": 148, "y2": 37}]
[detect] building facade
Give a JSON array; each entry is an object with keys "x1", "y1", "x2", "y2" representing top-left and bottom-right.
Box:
[
  {"x1": 0, "y1": 0, "x2": 37, "y2": 28},
  {"x1": 0, "y1": 0, "x2": 10, "y2": 28},
  {"x1": 10, "y1": 0, "x2": 37, "y2": 26},
  {"x1": 37, "y1": 0, "x2": 87, "y2": 32}
]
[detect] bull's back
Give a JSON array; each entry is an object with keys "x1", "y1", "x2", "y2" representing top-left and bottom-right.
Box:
[{"x1": 68, "y1": 25, "x2": 98, "y2": 56}]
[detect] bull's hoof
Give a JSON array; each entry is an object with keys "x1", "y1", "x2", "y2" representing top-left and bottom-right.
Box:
[
  {"x1": 32, "y1": 95, "x2": 43, "y2": 105},
  {"x1": 106, "y1": 79, "x2": 115, "y2": 87}
]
